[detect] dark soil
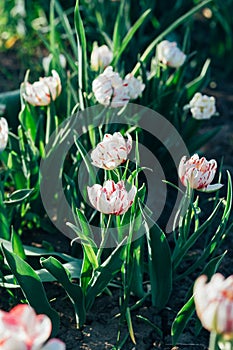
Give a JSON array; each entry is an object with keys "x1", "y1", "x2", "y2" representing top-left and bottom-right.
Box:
[{"x1": 0, "y1": 48, "x2": 233, "y2": 350}]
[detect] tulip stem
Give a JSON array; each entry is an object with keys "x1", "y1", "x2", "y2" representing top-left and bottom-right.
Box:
[
  {"x1": 209, "y1": 332, "x2": 219, "y2": 350},
  {"x1": 97, "y1": 214, "x2": 112, "y2": 261},
  {"x1": 45, "y1": 106, "x2": 51, "y2": 145}
]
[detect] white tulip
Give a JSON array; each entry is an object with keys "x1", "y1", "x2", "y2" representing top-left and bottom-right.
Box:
[
  {"x1": 87, "y1": 180, "x2": 136, "y2": 215},
  {"x1": 0, "y1": 117, "x2": 8, "y2": 152},
  {"x1": 157, "y1": 40, "x2": 186, "y2": 68},
  {"x1": 22, "y1": 70, "x2": 62, "y2": 106},
  {"x1": 90, "y1": 43, "x2": 113, "y2": 71},
  {"x1": 91, "y1": 132, "x2": 132, "y2": 170},
  {"x1": 178, "y1": 154, "x2": 223, "y2": 192},
  {"x1": 188, "y1": 92, "x2": 216, "y2": 119}
]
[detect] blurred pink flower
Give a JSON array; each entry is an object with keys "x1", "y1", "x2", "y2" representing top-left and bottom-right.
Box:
[
  {"x1": 178, "y1": 154, "x2": 223, "y2": 192},
  {"x1": 90, "y1": 43, "x2": 113, "y2": 71},
  {"x1": 22, "y1": 70, "x2": 62, "y2": 106},
  {"x1": 87, "y1": 180, "x2": 136, "y2": 215},
  {"x1": 188, "y1": 92, "x2": 216, "y2": 120},
  {"x1": 91, "y1": 132, "x2": 132, "y2": 170},
  {"x1": 157, "y1": 40, "x2": 186, "y2": 68},
  {"x1": 0, "y1": 304, "x2": 65, "y2": 350},
  {"x1": 194, "y1": 274, "x2": 233, "y2": 340},
  {"x1": 0, "y1": 117, "x2": 8, "y2": 152}
]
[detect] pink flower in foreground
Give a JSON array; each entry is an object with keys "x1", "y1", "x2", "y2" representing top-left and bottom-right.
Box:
[
  {"x1": 87, "y1": 180, "x2": 136, "y2": 215},
  {"x1": 194, "y1": 274, "x2": 233, "y2": 340},
  {"x1": 157, "y1": 40, "x2": 186, "y2": 68},
  {"x1": 0, "y1": 304, "x2": 65, "y2": 350},
  {"x1": 178, "y1": 154, "x2": 223, "y2": 192},
  {"x1": 22, "y1": 70, "x2": 62, "y2": 106},
  {"x1": 91, "y1": 132, "x2": 132, "y2": 170}
]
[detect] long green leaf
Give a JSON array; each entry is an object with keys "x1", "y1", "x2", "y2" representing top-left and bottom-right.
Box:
[
  {"x1": 112, "y1": 9, "x2": 151, "y2": 66},
  {"x1": 41, "y1": 256, "x2": 86, "y2": 328},
  {"x1": 86, "y1": 237, "x2": 127, "y2": 311},
  {"x1": 74, "y1": 0, "x2": 88, "y2": 108},
  {"x1": 146, "y1": 221, "x2": 172, "y2": 311},
  {"x1": 1, "y1": 244, "x2": 60, "y2": 336}
]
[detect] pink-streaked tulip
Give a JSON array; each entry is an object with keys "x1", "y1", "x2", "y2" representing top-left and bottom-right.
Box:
[
  {"x1": 91, "y1": 132, "x2": 132, "y2": 170},
  {"x1": 194, "y1": 274, "x2": 233, "y2": 340},
  {"x1": 92, "y1": 66, "x2": 129, "y2": 108},
  {"x1": 22, "y1": 70, "x2": 62, "y2": 106},
  {"x1": 0, "y1": 304, "x2": 65, "y2": 350},
  {"x1": 188, "y1": 92, "x2": 216, "y2": 120},
  {"x1": 178, "y1": 154, "x2": 223, "y2": 192},
  {"x1": 0, "y1": 117, "x2": 8, "y2": 152},
  {"x1": 90, "y1": 43, "x2": 113, "y2": 71},
  {"x1": 87, "y1": 180, "x2": 136, "y2": 215},
  {"x1": 123, "y1": 73, "x2": 145, "y2": 99},
  {"x1": 157, "y1": 40, "x2": 186, "y2": 68}
]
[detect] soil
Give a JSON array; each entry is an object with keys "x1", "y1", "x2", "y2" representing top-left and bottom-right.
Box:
[{"x1": 0, "y1": 49, "x2": 233, "y2": 350}]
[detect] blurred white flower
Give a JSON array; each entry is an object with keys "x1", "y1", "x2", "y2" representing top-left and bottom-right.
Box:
[
  {"x1": 194, "y1": 274, "x2": 233, "y2": 340},
  {"x1": 87, "y1": 180, "x2": 136, "y2": 215},
  {"x1": 0, "y1": 117, "x2": 8, "y2": 152},
  {"x1": 91, "y1": 132, "x2": 132, "y2": 170},
  {"x1": 92, "y1": 66, "x2": 129, "y2": 108},
  {"x1": 90, "y1": 43, "x2": 113, "y2": 71},
  {"x1": 178, "y1": 154, "x2": 223, "y2": 192},
  {"x1": 0, "y1": 304, "x2": 66, "y2": 350},
  {"x1": 42, "y1": 53, "x2": 67, "y2": 74},
  {"x1": 157, "y1": 40, "x2": 186, "y2": 68},
  {"x1": 22, "y1": 70, "x2": 62, "y2": 106},
  {"x1": 124, "y1": 73, "x2": 145, "y2": 99},
  {"x1": 188, "y1": 92, "x2": 216, "y2": 120}
]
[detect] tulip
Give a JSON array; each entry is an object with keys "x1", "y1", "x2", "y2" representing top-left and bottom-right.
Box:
[
  {"x1": 22, "y1": 70, "x2": 62, "y2": 106},
  {"x1": 92, "y1": 66, "x2": 129, "y2": 108},
  {"x1": 178, "y1": 154, "x2": 223, "y2": 192},
  {"x1": 0, "y1": 117, "x2": 8, "y2": 152},
  {"x1": 194, "y1": 274, "x2": 233, "y2": 340},
  {"x1": 123, "y1": 73, "x2": 145, "y2": 99},
  {"x1": 0, "y1": 304, "x2": 65, "y2": 349},
  {"x1": 91, "y1": 132, "x2": 132, "y2": 170},
  {"x1": 42, "y1": 53, "x2": 66, "y2": 74},
  {"x1": 87, "y1": 180, "x2": 136, "y2": 215},
  {"x1": 157, "y1": 40, "x2": 186, "y2": 68},
  {"x1": 188, "y1": 92, "x2": 216, "y2": 120},
  {"x1": 90, "y1": 43, "x2": 113, "y2": 71}
]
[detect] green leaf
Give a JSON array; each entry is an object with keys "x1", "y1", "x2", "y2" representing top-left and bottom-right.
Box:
[
  {"x1": 86, "y1": 237, "x2": 127, "y2": 311},
  {"x1": 146, "y1": 221, "x2": 172, "y2": 311},
  {"x1": 11, "y1": 227, "x2": 26, "y2": 260},
  {"x1": 171, "y1": 296, "x2": 195, "y2": 346},
  {"x1": 67, "y1": 222, "x2": 98, "y2": 269},
  {"x1": 74, "y1": 0, "x2": 88, "y2": 108},
  {"x1": 112, "y1": 9, "x2": 151, "y2": 66},
  {"x1": 41, "y1": 256, "x2": 86, "y2": 328},
  {"x1": 18, "y1": 104, "x2": 37, "y2": 143},
  {"x1": 0, "y1": 191, "x2": 10, "y2": 240},
  {"x1": 1, "y1": 260, "x2": 82, "y2": 288},
  {"x1": 184, "y1": 59, "x2": 211, "y2": 99},
  {"x1": 4, "y1": 189, "x2": 34, "y2": 205},
  {"x1": 1, "y1": 244, "x2": 60, "y2": 336}
]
